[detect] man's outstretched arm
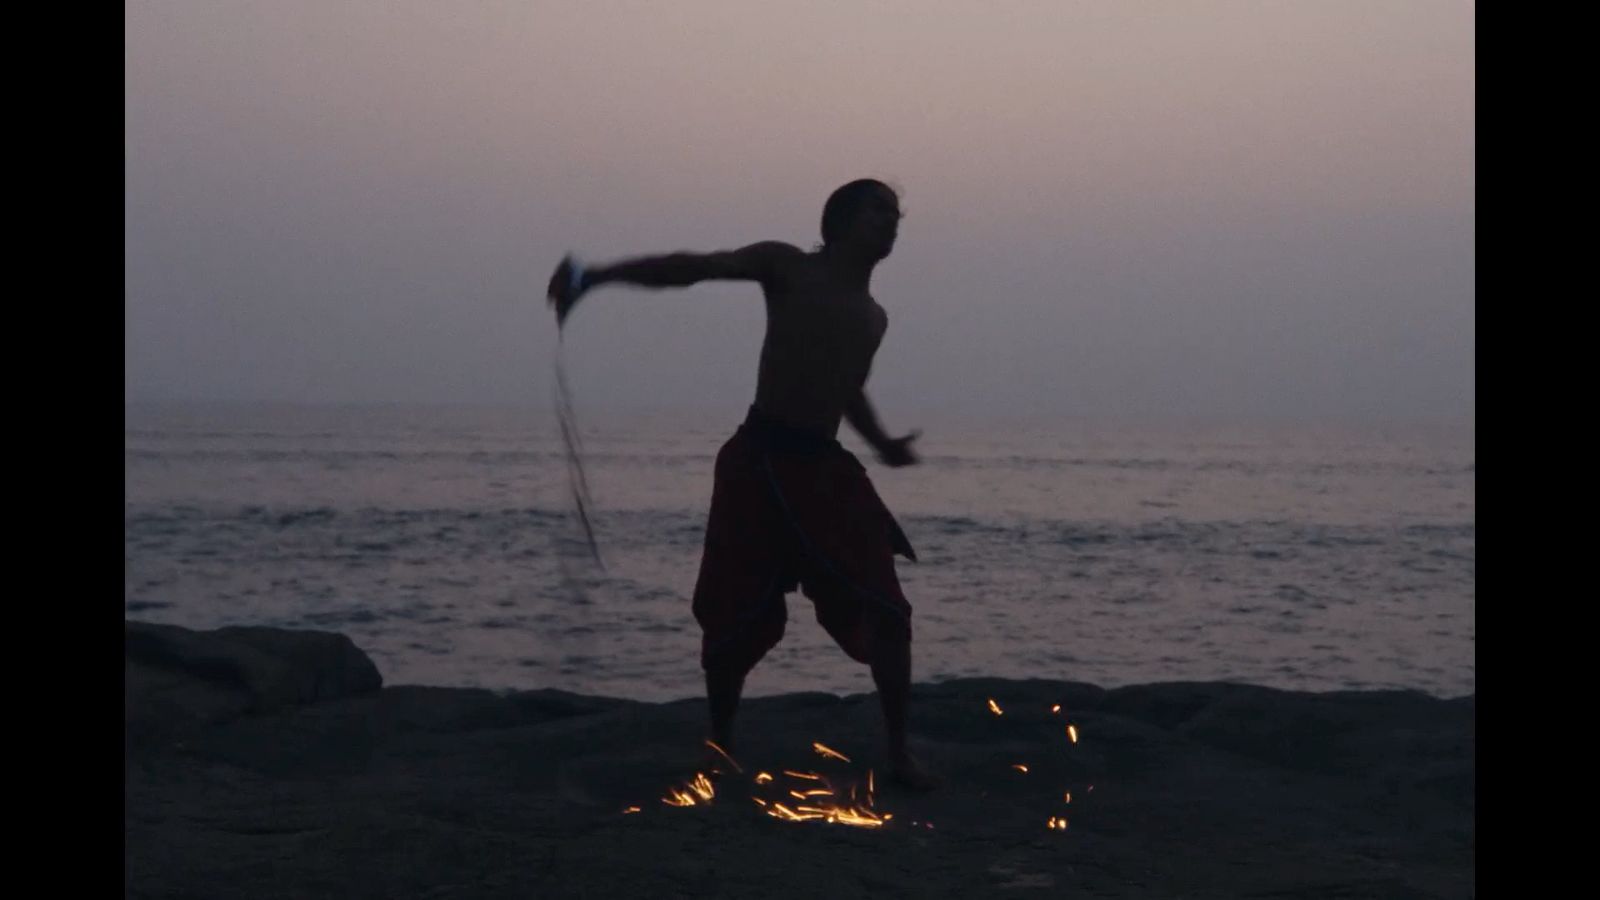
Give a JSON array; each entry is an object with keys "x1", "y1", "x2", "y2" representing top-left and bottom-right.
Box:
[
  {"x1": 548, "y1": 241, "x2": 800, "y2": 324},
  {"x1": 845, "y1": 390, "x2": 920, "y2": 467}
]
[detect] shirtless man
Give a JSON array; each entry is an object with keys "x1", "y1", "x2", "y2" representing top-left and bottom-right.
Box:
[{"x1": 547, "y1": 179, "x2": 934, "y2": 788}]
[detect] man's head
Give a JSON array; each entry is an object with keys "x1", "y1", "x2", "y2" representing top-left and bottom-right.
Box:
[{"x1": 821, "y1": 179, "x2": 902, "y2": 261}]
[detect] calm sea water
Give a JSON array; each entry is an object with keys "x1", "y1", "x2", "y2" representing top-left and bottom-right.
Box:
[{"x1": 125, "y1": 402, "x2": 1474, "y2": 701}]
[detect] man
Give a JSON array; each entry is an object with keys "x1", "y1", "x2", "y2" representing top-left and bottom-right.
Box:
[{"x1": 547, "y1": 179, "x2": 934, "y2": 788}]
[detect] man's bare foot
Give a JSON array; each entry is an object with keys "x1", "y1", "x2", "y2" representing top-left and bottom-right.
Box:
[{"x1": 887, "y1": 753, "x2": 941, "y2": 791}]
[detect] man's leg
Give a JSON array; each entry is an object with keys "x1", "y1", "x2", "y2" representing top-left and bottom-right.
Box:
[
  {"x1": 690, "y1": 429, "x2": 785, "y2": 763},
  {"x1": 705, "y1": 663, "x2": 745, "y2": 751},
  {"x1": 869, "y1": 622, "x2": 938, "y2": 789},
  {"x1": 700, "y1": 593, "x2": 786, "y2": 756},
  {"x1": 804, "y1": 567, "x2": 936, "y2": 787}
]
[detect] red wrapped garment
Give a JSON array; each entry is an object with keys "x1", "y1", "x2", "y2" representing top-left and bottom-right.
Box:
[{"x1": 692, "y1": 407, "x2": 917, "y2": 676}]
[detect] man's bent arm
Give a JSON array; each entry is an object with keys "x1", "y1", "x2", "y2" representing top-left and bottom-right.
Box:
[
  {"x1": 586, "y1": 241, "x2": 799, "y2": 291},
  {"x1": 844, "y1": 390, "x2": 893, "y2": 453},
  {"x1": 847, "y1": 390, "x2": 920, "y2": 467}
]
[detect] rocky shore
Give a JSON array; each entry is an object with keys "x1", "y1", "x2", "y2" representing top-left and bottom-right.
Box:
[{"x1": 126, "y1": 621, "x2": 1473, "y2": 898}]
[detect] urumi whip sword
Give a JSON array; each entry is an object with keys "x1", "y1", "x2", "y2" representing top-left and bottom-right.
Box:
[{"x1": 550, "y1": 254, "x2": 604, "y2": 568}]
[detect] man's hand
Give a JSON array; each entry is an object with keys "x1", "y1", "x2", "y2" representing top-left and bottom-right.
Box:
[
  {"x1": 546, "y1": 255, "x2": 587, "y2": 326},
  {"x1": 877, "y1": 430, "x2": 921, "y2": 468}
]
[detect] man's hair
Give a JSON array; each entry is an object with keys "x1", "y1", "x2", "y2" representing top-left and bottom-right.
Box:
[{"x1": 820, "y1": 178, "x2": 898, "y2": 247}]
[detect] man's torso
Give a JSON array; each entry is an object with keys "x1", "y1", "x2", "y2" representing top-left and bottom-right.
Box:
[{"x1": 752, "y1": 253, "x2": 887, "y2": 436}]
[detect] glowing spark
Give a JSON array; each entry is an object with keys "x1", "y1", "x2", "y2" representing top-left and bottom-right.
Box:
[
  {"x1": 622, "y1": 806, "x2": 641, "y2": 814},
  {"x1": 1012, "y1": 764, "x2": 1029, "y2": 774},
  {"x1": 705, "y1": 739, "x2": 744, "y2": 773},
  {"x1": 768, "y1": 802, "x2": 824, "y2": 822},
  {"x1": 1051, "y1": 704, "x2": 1061, "y2": 713},
  {"x1": 1064, "y1": 792, "x2": 1072, "y2": 803},
  {"x1": 813, "y1": 742, "x2": 851, "y2": 762},
  {"x1": 823, "y1": 807, "x2": 885, "y2": 828},
  {"x1": 1046, "y1": 816, "x2": 1068, "y2": 831},
  {"x1": 987, "y1": 699, "x2": 1004, "y2": 716},
  {"x1": 1067, "y1": 724, "x2": 1079, "y2": 744},
  {"x1": 749, "y1": 750, "x2": 895, "y2": 829},
  {"x1": 662, "y1": 772, "x2": 716, "y2": 806}
]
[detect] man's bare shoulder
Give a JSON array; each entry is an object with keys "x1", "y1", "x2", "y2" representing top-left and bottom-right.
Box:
[
  {"x1": 742, "y1": 240, "x2": 809, "y2": 271},
  {"x1": 736, "y1": 241, "x2": 815, "y2": 294}
]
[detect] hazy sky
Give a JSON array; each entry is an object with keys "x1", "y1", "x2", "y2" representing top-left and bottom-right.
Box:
[{"x1": 126, "y1": 1, "x2": 1473, "y2": 425}]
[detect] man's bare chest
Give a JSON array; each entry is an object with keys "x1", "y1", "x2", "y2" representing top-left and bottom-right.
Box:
[{"x1": 766, "y1": 276, "x2": 886, "y2": 347}]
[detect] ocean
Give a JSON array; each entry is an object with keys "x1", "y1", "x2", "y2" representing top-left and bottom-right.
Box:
[{"x1": 125, "y1": 402, "x2": 1474, "y2": 701}]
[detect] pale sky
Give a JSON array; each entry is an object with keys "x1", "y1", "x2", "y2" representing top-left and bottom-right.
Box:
[{"x1": 125, "y1": 1, "x2": 1474, "y2": 425}]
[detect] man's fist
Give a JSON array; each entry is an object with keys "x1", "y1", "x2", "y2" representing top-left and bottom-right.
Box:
[
  {"x1": 878, "y1": 430, "x2": 921, "y2": 468},
  {"x1": 547, "y1": 255, "x2": 586, "y2": 325}
]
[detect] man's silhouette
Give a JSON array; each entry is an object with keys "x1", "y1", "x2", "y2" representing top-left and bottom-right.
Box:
[{"x1": 547, "y1": 179, "x2": 934, "y2": 787}]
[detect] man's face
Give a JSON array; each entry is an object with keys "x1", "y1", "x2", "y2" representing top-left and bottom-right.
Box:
[{"x1": 847, "y1": 187, "x2": 902, "y2": 259}]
